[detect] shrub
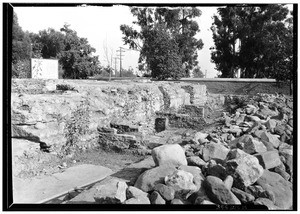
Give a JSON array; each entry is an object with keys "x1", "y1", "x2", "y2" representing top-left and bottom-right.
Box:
[{"x1": 61, "y1": 101, "x2": 90, "y2": 155}]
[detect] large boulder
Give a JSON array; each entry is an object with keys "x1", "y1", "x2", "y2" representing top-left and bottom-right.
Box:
[
  {"x1": 152, "y1": 144, "x2": 187, "y2": 167},
  {"x1": 256, "y1": 170, "x2": 293, "y2": 209},
  {"x1": 226, "y1": 149, "x2": 264, "y2": 189},
  {"x1": 203, "y1": 176, "x2": 241, "y2": 205},
  {"x1": 134, "y1": 164, "x2": 177, "y2": 192},
  {"x1": 202, "y1": 142, "x2": 229, "y2": 162}
]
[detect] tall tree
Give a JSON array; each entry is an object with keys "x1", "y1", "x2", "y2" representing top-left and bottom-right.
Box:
[
  {"x1": 12, "y1": 12, "x2": 31, "y2": 63},
  {"x1": 120, "y1": 7, "x2": 204, "y2": 79},
  {"x1": 211, "y1": 4, "x2": 293, "y2": 81},
  {"x1": 59, "y1": 24, "x2": 100, "y2": 79}
]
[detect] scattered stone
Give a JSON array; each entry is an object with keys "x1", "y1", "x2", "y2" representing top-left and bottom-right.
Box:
[
  {"x1": 228, "y1": 134, "x2": 252, "y2": 149},
  {"x1": 165, "y1": 170, "x2": 197, "y2": 199},
  {"x1": 126, "y1": 186, "x2": 148, "y2": 199},
  {"x1": 178, "y1": 165, "x2": 204, "y2": 191},
  {"x1": 245, "y1": 104, "x2": 258, "y2": 115},
  {"x1": 264, "y1": 119, "x2": 277, "y2": 132},
  {"x1": 202, "y1": 142, "x2": 229, "y2": 162},
  {"x1": 203, "y1": 176, "x2": 241, "y2": 205},
  {"x1": 199, "y1": 199, "x2": 216, "y2": 205},
  {"x1": 246, "y1": 185, "x2": 275, "y2": 202},
  {"x1": 254, "y1": 198, "x2": 280, "y2": 210},
  {"x1": 154, "y1": 183, "x2": 175, "y2": 201},
  {"x1": 134, "y1": 164, "x2": 177, "y2": 192},
  {"x1": 254, "y1": 150, "x2": 282, "y2": 169},
  {"x1": 170, "y1": 198, "x2": 184, "y2": 204},
  {"x1": 231, "y1": 187, "x2": 255, "y2": 203},
  {"x1": 94, "y1": 180, "x2": 127, "y2": 204},
  {"x1": 150, "y1": 191, "x2": 166, "y2": 204},
  {"x1": 260, "y1": 132, "x2": 281, "y2": 148},
  {"x1": 186, "y1": 156, "x2": 207, "y2": 168},
  {"x1": 274, "y1": 167, "x2": 290, "y2": 181},
  {"x1": 243, "y1": 138, "x2": 267, "y2": 154},
  {"x1": 193, "y1": 132, "x2": 209, "y2": 144},
  {"x1": 124, "y1": 197, "x2": 150, "y2": 204},
  {"x1": 223, "y1": 175, "x2": 234, "y2": 190},
  {"x1": 226, "y1": 149, "x2": 264, "y2": 189},
  {"x1": 256, "y1": 170, "x2": 293, "y2": 209},
  {"x1": 206, "y1": 162, "x2": 227, "y2": 180},
  {"x1": 152, "y1": 144, "x2": 187, "y2": 167}
]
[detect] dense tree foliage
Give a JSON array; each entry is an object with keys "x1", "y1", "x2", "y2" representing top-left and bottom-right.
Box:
[
  {"x1": 120, "y1": 7, "x2": 204, "y2": 79},
  {"x1": 12, "y1": 13, "x2": 100, "y2": 79},
  {"x1": 59, "y1": 24, "x2": 100, "y2": 79},
  {"x1": 211, "y1": 4, "x2": 293, "y2": 81}
]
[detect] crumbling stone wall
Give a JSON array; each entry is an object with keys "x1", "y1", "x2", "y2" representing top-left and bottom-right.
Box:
[{"x1": 11, "y1": 79, "x2": 207, "y2": 150}]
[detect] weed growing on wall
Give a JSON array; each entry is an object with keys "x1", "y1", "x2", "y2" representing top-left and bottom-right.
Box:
[{"x1": 61, "y1": 101, "x2": 90, "y2": 155}]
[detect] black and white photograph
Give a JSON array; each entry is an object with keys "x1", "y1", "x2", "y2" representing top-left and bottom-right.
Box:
[{"x1": 2, "y1": 2, "x2": 297, "y2": 211}]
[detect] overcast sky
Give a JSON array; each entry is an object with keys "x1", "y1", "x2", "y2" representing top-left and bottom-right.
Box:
[{"x1": 13, "y1": 4, "x2": 293, "y2": 78}]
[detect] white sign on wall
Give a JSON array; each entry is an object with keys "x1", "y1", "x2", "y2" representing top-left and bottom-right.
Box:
[{"x1": 31, "y1": 58, "x2": 59, "y2": 79}]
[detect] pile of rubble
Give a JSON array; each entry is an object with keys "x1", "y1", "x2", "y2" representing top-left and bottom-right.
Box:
[{"x1": 65, "y1": 93, "x2": 293, "y2": 209}]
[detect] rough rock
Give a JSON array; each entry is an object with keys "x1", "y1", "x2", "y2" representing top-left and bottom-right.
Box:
[
  {"x1": 223, "y1": 175, "x2": 234, "y2": 190},
  {"x1": 231, "y1": 187, "x2": 255, "y2": 203},
  {"x1": 245, "y1": 104, "x2": 258, "y2": 115},
  {"x1": 254, "y1": 198, "x2": 280, "y2": 210},
  {"x1": 206, "y1": 162, "x2": 227, "y2": 180},
  {"x1": 178, "y1": 165, "x2": 204, "y2": 191},
  {"x1": 274, "y1": 167, "x2": 290, "y2": 181},
  {"x1": 202, "y1": 142, "x2": 229, "y2": 162},
  {"x1": 254, "y1": 150, "x2": 282, "y2": 169},
  {"x1": 228, "y1": 134, "x2": 253, "y2": 149},
  {"x1": 153, "y1": 184, "x2": 175, "y2": 201},
  {"x1": 264, "y1": 119, "x2": 277, "y2": 131},
  {"x1": 170, "y1": 198, "x2": 184, "y2": 204},
  {"x1": 243, "y1": 138, "x2": 267, "y2": 154},
  {"x1": 124, "y1": 197, "x2": 150, "y2": 204},
  {"x1": 126, "y1": 186, "x2": 149, "y2": 199},
  {"x1": 186, "y1": 156, "x2": 207, "y2": 168},
  {"x1": 93, "y1": 180, "x2": 127, "y2": 204},
  {"x1": 193, "y1": 132, "x2": 208, "y2": 144},
  {"x1": 203, "y1": 176, "x2": 241, "y2": 205},
  {"x1": 246, "y1": 185, "x2": 275, "y2": 202},
  {"x1": 278, "y1": 143, "x2": 293, "y2": 173},
  {"x1": 152, "y1": 144, "x2": 187, "y2": 167},
  {"x1": 149, "y1": 191, "x2": 166, "y2": 204},
  {"x1": 256, "y1": 170, "x2": 293, "y2": 209},
  {"x1": 165, "y1": 170, "x2": 197, "y2": 199},
  {"x1": 134, "y1": 164, "x2": 177, "y2": 192},
  {"x1": 260, "y1": 132, "x2": 281, "y2": 148},
  {"x1": 165, "y1": 170, "x2": 197, "y2": 191},
  {"x1": 226, "y1": 149, "x2": 264, "y2": 189}
]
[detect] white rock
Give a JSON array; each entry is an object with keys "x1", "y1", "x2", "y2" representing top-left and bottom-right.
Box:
[{"x1": 152, "y1": 144, "x2": 187, "y2": 167}]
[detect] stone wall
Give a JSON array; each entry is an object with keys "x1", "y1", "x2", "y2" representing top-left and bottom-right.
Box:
[{"x1": 11, "y1": 79, "x2": 207, "y2": 149}]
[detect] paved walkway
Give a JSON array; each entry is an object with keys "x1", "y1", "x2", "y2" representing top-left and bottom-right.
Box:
[{"x1": 13, "y1": 164, "x2": 113, "y2": 203}]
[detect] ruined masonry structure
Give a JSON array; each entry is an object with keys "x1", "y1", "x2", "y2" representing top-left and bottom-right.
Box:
[{"x1": 11, "y1": 79, "x2": 207, "y2": 151}]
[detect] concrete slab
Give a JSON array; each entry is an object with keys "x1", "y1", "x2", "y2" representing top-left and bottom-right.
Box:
[{"x1": 13, "y1": 164, "x2": 113, "y2": 203}]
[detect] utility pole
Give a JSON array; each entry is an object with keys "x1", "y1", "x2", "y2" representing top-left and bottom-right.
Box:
[
  {"x1": 114, "y1": 57, "x2": 118, "y2": 76},
  {"x1": 116, "y1": 47, "x2": 125, "y2": 77}
]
